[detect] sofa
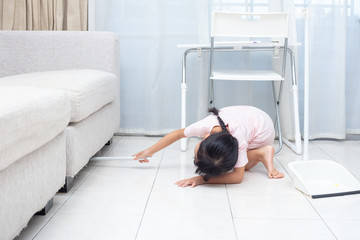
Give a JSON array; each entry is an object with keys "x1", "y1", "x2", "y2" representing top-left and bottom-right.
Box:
[
  {"x1": 0, "y1": 86, "x2": 71, "y2": 240},
  {"x1": 0, "y1": 31, "x2": 120, "y2": 240}
]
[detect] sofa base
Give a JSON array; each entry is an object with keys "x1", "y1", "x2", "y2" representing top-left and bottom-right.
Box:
[
  {"x1": 66, "y1": 100, "x2": 120, "y2": 177},
  {"x1": 106, "y1": 137, "x2": 113, "y2": 146},
  {"x1": 35, "y1": 198, "x2": 54, "y2": 216},
  {"x1": 0, "y1": 132, "x2": 66, "y2": 240},
  {"x1": 59, "y1": 176, "x2": 75, "y2": 193}
]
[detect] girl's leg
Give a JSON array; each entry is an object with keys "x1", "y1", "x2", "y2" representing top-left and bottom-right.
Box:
[{"x1": 245, "y1": 146, "x2": 284, "y2": 179}]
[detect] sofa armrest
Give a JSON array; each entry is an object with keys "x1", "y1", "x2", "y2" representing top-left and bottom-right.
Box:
[{"x1": 0, "y1": 31, "x2": 119, "y2": 78}]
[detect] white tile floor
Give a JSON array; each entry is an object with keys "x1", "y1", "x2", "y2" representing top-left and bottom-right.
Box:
[{"x1": 15, "y1": 136, "x2": 360, "y2": 240}]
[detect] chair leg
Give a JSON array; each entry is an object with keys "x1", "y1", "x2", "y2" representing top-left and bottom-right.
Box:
[
  {"x1": 181, "y1": 82, "x2": 188, "y2": 152},
  {"x1": 274, "y1": 101, "x2": 283, "y2": 154},
  {"x1": 209, "y1": 78, "x2": 214, "y2": 108},
  {"x1": 209, "y1": 38, "x2": 215, "y2": 108},
  {"x1": 272, "y1": 81, "x2": 283, "y2": 154}
]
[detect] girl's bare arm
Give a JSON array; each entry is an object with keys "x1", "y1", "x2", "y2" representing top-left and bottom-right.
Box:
[
  {"x1": 133, "y1": 129, "x2": 186, "y2": 162},
  {"x1": 206, "y1": 167, "x2": 244, "y2": 184},
  {"x1": 176, "y1": 167, "x2": 245, "y2": 187}
]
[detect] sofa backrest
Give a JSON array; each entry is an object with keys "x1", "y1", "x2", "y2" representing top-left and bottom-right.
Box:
[{"x1": 0, "y1": 31, "x2": 119, "y2": 78}]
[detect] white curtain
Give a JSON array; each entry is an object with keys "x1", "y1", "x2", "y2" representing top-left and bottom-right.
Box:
[
  {"x1": 346, "y1": 1, "x2": 360, "y2": 134},
  {"x1": 302, "y1": 0, "x2": 360, "y2": 139},
  {"x1": 91, "y1": 0, "x2": 360, "y2": 138},
  {"x1": 93, "y1": 0, "x2": 210, "y2": 135}
]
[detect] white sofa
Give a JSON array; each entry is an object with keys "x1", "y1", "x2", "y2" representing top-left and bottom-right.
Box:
[
  {"x1": 0, "y1": 86, "x2": 71, "y2": 240},
  {"x1": 0, "y1": 31, "x2": 120, "y2": 240}
]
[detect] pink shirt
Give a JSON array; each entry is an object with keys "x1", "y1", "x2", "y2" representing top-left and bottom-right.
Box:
[{"x1": 184, "y1": 106, "x2": 275, "y2": 168}]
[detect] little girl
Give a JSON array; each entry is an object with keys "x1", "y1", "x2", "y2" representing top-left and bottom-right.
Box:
[{"x1": 133, "y1": 105, "x2": 284, "y2": 188}]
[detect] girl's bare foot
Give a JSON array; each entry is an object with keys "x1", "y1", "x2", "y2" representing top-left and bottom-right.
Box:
[
  {"x1": 261, "y1": 146, "x2": 284, "y2": 179},
  {"x1": 268, "y1": 168, "x2": 284, "y2": 179}
]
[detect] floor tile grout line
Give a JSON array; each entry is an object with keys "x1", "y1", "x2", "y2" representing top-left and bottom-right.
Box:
[
  {"x1": 313, "y1": 141, "x2": 339, "y2": 161},
  {"x1": 314, "y1": 141, "x2": 360, "y2": 179},
  {"x1": 225, "y1": 184, "x2": 239, "y2": 240},
  {"x1": 134, "y1": 148, "x2": 165, "y2": 239},
  {"x1": 32, "y1": 162, "x2": 100, "y2": 240},
  {"x1": 25, "y1": 138, "x2": 358, "y2": 239},
  {"x1": 297, "y1": 141, "x2": 339, "y2": 239},
  {"x1": 95, "y1": 136, "x2": 123, "y2": 158},
  {"x1": 274, "y1": 155, "x2": 294, "y2": 181},
  {"x1": 302, "y1": 195, "x2": 339, "y2": 240},
  {"x1": 278, "y1": 142, "x2": 356, "y2": 239},
  {"x1": 31, "y1": 139, "x2": 120, "y2": 239},
  {"x1": 275, "y1": 145, "x2": 339, "y2": 239}
]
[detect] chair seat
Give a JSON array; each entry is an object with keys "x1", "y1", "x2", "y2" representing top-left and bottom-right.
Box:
[{"x1": 211, "y1": 70, "x2": 284, "y2": 81}]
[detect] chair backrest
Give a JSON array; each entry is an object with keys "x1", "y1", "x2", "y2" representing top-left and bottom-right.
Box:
[{"x1": 211, "y1": 12, "x2": 289, "y2": 38}]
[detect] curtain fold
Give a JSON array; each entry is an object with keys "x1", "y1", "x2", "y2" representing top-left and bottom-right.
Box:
[
  {"x1": 346, "y1": 4, "x2": 360, "y2": 134},
  {"x1": 307, "y1": 1, "x2": 347, "y2": 139},
  {"x1": 0, "y1": 0, "x2": 88, "y2": 30},
  {"x1": 94, "y1": 0, "x2": 210, "y2": 135}
]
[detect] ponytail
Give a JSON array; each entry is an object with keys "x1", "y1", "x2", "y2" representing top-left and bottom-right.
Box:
[{"x1": 208, "y1": 107, "x2": 228, "y2": 133}]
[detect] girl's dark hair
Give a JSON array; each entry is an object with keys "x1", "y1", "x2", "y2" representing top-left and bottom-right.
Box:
[{"x1": 195, "y1": 108, "x2": 239, "y2": 181}]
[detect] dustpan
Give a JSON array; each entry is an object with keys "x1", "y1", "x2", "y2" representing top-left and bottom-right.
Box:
[
  {"x1": 288, "y1": 9, "x2": 360, "y2": 199},
  {"x1": 288, "y1": 160, "x2": 360, "y2": 198}
]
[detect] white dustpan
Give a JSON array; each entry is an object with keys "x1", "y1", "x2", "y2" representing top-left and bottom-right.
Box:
[
  {"x1": 288, "y1": 160, "x2": 360, "y2": 198},
  {"x1": 288, "y1": 9, "x2": 360, "y2": 199}
]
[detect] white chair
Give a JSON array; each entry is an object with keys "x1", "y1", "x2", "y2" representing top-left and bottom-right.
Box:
[
  {"x1": 208, "y1": 11, "x2": 289, "y2": 153},
  {"x1": 180, "y1": 12, "x2": 301, "y2": 155}
]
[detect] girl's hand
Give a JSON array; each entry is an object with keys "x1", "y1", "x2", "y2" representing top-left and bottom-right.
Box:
[
  {"x1": 132, "y1": 129, "x2": 186, "y2": 164},
  {"x1": 175, "y1": 176, "x2": 205, "y2": 188},
  {"x1": 132, "y1": 149, "x2": 152, "y2": 163}
]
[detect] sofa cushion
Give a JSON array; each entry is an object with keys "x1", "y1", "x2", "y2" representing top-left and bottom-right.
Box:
[
  {"x1": 0, "y1": 86, "x2": 71, "y2": 172},
  {"x1": 0, "y1": 69, "x2": 118, "y2": 122}
]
